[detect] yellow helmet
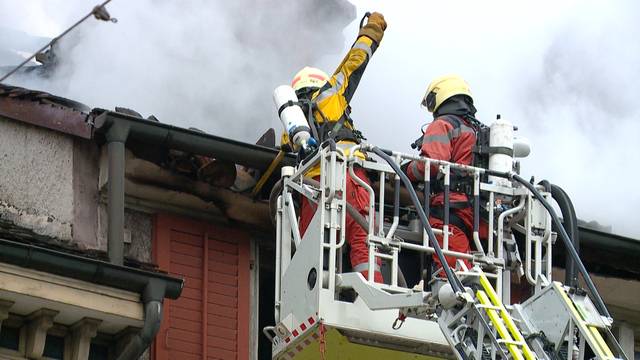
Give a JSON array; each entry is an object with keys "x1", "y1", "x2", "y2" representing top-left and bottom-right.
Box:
[
  {"x1": 291, "y1": 66, "x2": 329, "y2": 92},
  {"x1": 421, "y1": 74, "x2": 473, "y2": 113}
]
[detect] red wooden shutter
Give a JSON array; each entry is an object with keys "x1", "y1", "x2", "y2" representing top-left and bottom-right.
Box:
[{"x1": 153, "y1": 214, "x2": 250, "y2": 360}]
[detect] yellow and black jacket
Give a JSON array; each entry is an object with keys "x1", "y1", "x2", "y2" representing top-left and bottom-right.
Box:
[{"x1": 286, "y1": 24, "x2": 385, "y2": 177}]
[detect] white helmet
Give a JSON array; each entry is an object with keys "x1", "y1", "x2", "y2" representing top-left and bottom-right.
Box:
[{"x1": 291, "y1": 66, "x2": 329, "y2": 92}]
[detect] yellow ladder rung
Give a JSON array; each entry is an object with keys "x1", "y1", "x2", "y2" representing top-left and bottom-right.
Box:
[
  {"x1": 584, "y1": 322, "x2": 604, "y2": 328},
  {"x1": 476, "y1": 291, "x2": 527, "y2": 360},
  {"x1": 552, "y1": 283, "x2": 615, "y2": 360},
  {"x1": 497, "y1": 339, "x2": 526, "y2": 346},
  {"x1": 476, "y1": 304, "x2": 503, "y2": 311},
  {"x1": 476, "y1": 274, "x2": 537, "y2": 360}
]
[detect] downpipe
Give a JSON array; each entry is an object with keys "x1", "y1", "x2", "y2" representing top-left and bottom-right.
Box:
[
  {"x1": 105, "y1": 121, "x2": 130, "y2": 266},
  {"x1": 116, "y1": 279, "x2": 166, "y2": 360}
]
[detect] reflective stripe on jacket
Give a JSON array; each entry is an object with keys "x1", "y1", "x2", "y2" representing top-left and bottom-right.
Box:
[
  {"x1": 312, "y1": 36, "x2": 377, "y2": 122},
  {"x1": 304, "y1": 35, "x2": 379, "y2": 178},
  {"x1": 407, "y1": 115, "x2": 476, "y2": 205}
]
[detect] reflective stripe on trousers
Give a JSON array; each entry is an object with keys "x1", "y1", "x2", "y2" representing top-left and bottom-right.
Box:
[{"x1": 352, "y1": 262, "x2": 382, "y2": 273}]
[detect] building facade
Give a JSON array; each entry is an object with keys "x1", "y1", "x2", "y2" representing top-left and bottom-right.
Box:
[{"x1": 0, "y1": 84, "x2": 267, "y2": 359}]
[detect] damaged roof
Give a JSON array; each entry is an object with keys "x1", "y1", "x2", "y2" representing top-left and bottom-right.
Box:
[
  {"x1": 0, "y1": 83, "x2": 294, "y2": 170},
  {"x1": 1, "y1": 83, "x2": 639, "y2": 280},
  {"x1": 0, "y1": 83, "x2": 92, "y2": 138}
]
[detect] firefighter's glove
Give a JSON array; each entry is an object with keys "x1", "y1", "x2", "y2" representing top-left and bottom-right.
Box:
[{"x1": 359, "y1": 12, "x2": 386, "y2": 44}]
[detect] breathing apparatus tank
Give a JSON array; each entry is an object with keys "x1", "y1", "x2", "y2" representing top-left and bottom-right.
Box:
[
  {"x1": 488, "y1": 115, "x2": 514, "y2": 187},
  {"x1": 273, "y1": 85, "x2": 315, "y2": 153}
]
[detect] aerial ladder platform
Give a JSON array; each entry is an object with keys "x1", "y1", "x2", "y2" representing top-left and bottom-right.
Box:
[{"x1": 264, "y1": 108, "x2": 629, "y2": 360}]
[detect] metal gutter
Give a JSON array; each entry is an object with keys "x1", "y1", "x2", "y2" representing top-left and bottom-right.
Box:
[
  {"x1": 0, "y1": 237, "x2": 183, "y2": 299},
  {"x1": 0, "y1": 237, "x2": 183, "y2": 360},
  {"x1": 578, "y1": 226, "x2": 640, "y2": 255},
  {"x1": 93, "y1": 109, "x2": 296, "y2": 170},
  {"x1": 545, "y1": 226, "x2": 640, "y2": 279}
]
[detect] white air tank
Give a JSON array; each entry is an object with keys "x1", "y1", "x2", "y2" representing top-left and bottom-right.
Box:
[
  {"x1": 488, "y1": 115, "x2": 513, "y2": 187},
  {"x1": 273, "y1": 85, "x2": 312, "y2": 151}
]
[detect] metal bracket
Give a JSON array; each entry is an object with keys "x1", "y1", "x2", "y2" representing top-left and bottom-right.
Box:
[{"x1": 337, "y1": 273, "x2": 429, "y2": 310}]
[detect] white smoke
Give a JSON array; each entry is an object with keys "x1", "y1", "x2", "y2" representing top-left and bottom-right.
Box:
[
  {"x1": 0, "y1": 0, "x2": 355, "y2": 140},
  {"x1": 344, "y1": 0, "x2": 640, "y2": 238},
  {"x1": 2, "y1": 0, "x2": 639, "y2": 238}
]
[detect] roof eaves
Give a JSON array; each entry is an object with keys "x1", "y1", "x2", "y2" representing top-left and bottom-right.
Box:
[
  {"x1": 0, "y1": 84, "x2": 92, "y2": 139},
  {"x1": 0, "y1": 237, "x2": 183, "y2": 299},
  {"x1": 578, "y1": 225, "x2": 640, "y2": 254},
  {"x1": 93, "y1": 109, "x2": 295, "y2": 170}
]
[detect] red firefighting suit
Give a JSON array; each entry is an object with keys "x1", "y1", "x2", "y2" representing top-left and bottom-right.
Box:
[
  {"x1": 299, "y1": 167, "x2": 382, "y2": 282},
  {"x1": 406, "y1": 115, "x2": 482, "y2": 269},
  {"x1": 295, "y1": 14, "x2": 387, "y2": 283}
]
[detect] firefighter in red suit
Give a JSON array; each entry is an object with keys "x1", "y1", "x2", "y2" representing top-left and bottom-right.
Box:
[
  {"x1": 282, "y1": 12, "x2": 387, "y2": 282},
  {"x1": 406, "y1": 75, "x2": 486, "y2": 269}
]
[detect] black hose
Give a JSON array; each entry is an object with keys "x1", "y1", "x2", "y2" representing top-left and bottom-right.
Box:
[
  {"x1": 371, "y1": 147, "x2": 463, "y2": 293},
  {"x1": 549, "y1": 183, "x2": 580, "y2": 288},
  {"x1": 512, "y1": 174, "x2": 610, "y2": 318}
]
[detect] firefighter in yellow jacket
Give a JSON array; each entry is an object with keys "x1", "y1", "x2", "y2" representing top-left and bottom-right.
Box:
[{"x1": 286, "y1": 12, "x2": 387, "y2": 283}]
